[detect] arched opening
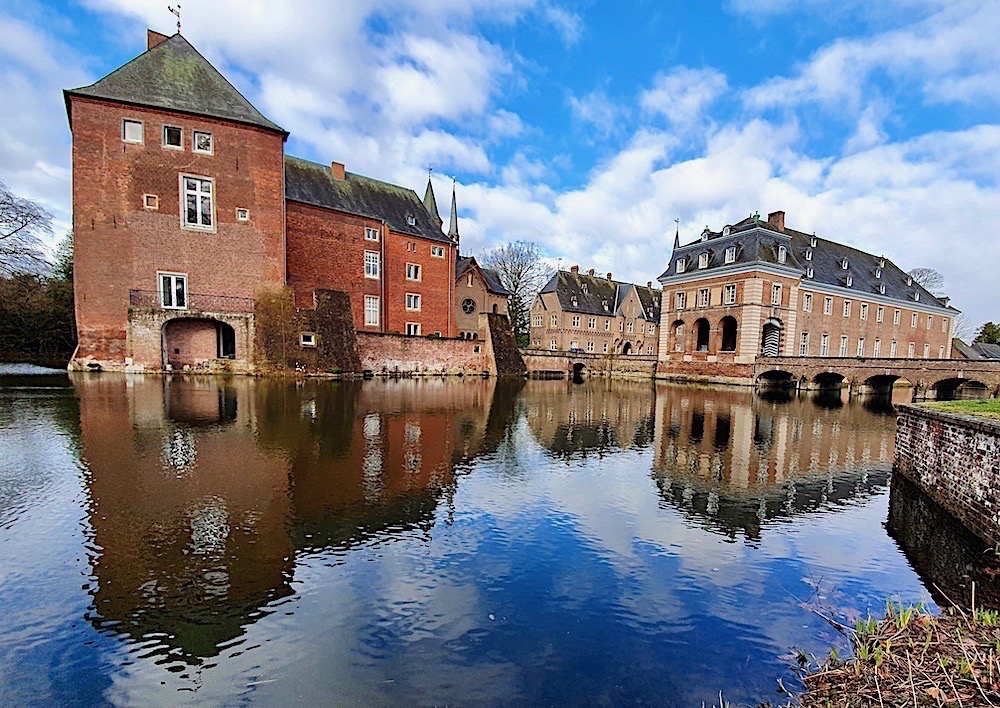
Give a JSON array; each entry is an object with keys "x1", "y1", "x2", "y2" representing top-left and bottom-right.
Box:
[
  {"x1": 492, "y1": 303, "x2": 499, "y2": 314},
  {"x1": 622, "y1": 342, "x2": 632, "y2": 355},
  {"x1": 863, "y1": 374, "x2": 900, "y2": 396},
  {"x1": 756, "y1": 369, "x2": 796, "y2": 390},
  {"x1": 719, "y1": 316, "x2": 737, "y2": 352},
  {"x1": 670, "y1": 319, "x2": 685, "y2": 353},
  {"x1": 813, "y1": 372, "x2": 846, "y2": 390},
  {"x1": 571, "y1": 361, "x2": 585, "y2": 383},
  {"x1": 760, "y1": 318, "x2": 782, "y2": 357},
  {"x1": 694, "y1": 318, "x2": 710, "y2": 352},
  {"x1": 933, "y1": 378, "x2": 989, "y2": 401},
  {"x1": 162, "y1": 318, "x2": 236, "y2": 370}
]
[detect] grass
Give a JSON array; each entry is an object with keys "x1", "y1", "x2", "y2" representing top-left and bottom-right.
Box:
[{"x1": 922, "y1": 399, "x2": 1000, "y2": 420}]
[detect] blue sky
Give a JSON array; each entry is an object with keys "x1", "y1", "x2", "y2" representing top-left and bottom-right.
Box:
[{"x1": 2, "y1": 0, "x2": 999, "y2": 328}]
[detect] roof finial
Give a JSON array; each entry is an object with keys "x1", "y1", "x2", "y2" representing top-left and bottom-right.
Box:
[
  {"x1": 168, "y1": 4, "x2": 181, "y2": 34},
  {"x1": 448, "y1": 176, "x2": 460, "y2": 242},
  {"x1": 673, "y1": 218, "x2": 680, "y2": 250}
]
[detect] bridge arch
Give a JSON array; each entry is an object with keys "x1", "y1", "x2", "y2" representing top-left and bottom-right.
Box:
[
  {"x1": 756, "y1": 369, "x2": 796, "y2": 388},
  {"x1": 813, "y1": 371, "x2": 846, "y2": 390},
  {"x1": 931, "y1": 376, "x2": 989, "y2": 401},
  {"x1": 861, "y1": 374, "x2": 913, "y2": 396}
]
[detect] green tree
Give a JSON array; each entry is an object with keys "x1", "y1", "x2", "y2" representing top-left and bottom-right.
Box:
[{"x1": 975, "y1": 322, "x2": 1000, "y2": 345}]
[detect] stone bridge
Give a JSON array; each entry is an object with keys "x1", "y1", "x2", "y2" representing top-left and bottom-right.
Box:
[
  {"x1": 754, "y1": 356, "x2": 1000, "y2": 399},
  {"x1": 521, "y1": 349, "x2": 658, "y2": 379}
]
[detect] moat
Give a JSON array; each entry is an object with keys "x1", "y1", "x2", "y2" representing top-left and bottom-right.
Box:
[{"x1": 1, "y1": 371, "x2": 997, "y2": 706}]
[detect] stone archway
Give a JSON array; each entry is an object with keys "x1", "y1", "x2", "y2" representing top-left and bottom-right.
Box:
[
  {"x1": 162, "y1": 318, "x2": 236, "y2": 370},
  {"x1": 719, "y1": 316, "x2": 738, "y2": 353}
]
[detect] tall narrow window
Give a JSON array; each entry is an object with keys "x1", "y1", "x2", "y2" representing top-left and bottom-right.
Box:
[
  {"x1": 911, "y1": 313, "x2": 918, "y2": 328},
  {"x1": 676, "y1": 258, "x2": 686, "y2": 274},
  {"x1": 857, "y1": 338, "x2": 865, "y2": 357},
  {"x1": 698, "y1": 253, "x2": 709, "y2": 269},
  {"x1": 876, "y1": 306, "x2": 884, "y2": 323},
  {"x1": 799, "y1": 332, "x2": 809, "y2": 356},
  {"x1": 843, "y1": 300, "x2": 852, "y2": 318},
  {"x1": 839, "y1": 336, "x2": 848, "y2": 357},
  {"x1": 159, "y1": 272, "x2": 187, "y2": 309},
  {"x1": 771, "y1": 284, "x2": 781, "y2": 305},
  {"x1": 723, "y1": 284, "x2": 736, "y2": 305},
  {"x1": 364, "y1": 295, "x2": 380, "y2": 326},
  {"x1": 406, "y1": 263, "x2": 421, "y2": 281},
  {"x1": 802, "y1": 293, "x2": 812, "y2": 312},
  {"x1": 890, "y1": 340, "x2": 898, "y2": 358},
  {"x1": 777, "y1": 245, "x2": 787, "y2": 264},
  {"x1": 364, "y1": 251, "x2": 380, "y2": 279},
  {"x1": 923, "y1": 343, "x2": 930, "y2": 358},
  {"x1": 181, "y1": 176, "x2": 214, "y2": 229},
  {"x1": 927, "y1": 315, "x2": 933, "y2": 330},
  {"x1": 893, "y1": 309, "x2": 901, "y2": 325},
  {"x1": 820, "y1": 334, "x2": 829, "y2": 356},
  {"x1": 873, "y1": 339, "x2": 881, "y2": 357},
  {"x1": 698, "y1": 288, "x2": 710, "y2": 308},
  {"x1": 551, "y1": 314, "x2": 558, "y2": 326},
  {"x1": 724, "y1": 246, "x2": 736, "y2": 264},
  {"x1": 824, "y1": 297, "x2": 833, "y2": 315},
  {"x1": 675, "y1": 292, "x2": 686, "y2": 309},
  {"x1": 860, "y1": 303, "x2": 868, "y2": 320},
  {"x1": 908, "y1": 342, "x2": 915, "y2": 357}
]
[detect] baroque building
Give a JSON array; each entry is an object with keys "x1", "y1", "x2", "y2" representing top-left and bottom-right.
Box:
[
  {"x1": 657, "y1": 211, "x2": 958, "y2": 379},
  {"x1": 529, "y1": 266, "x2": 662, "y2": 356}
]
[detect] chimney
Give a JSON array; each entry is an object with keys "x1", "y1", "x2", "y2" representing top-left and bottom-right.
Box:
[
  {"x1": 646, "y1": 281, "x2": 651, "y2": 288},
  {"x1": 767, "y1": 210, "x2": 785, "y2": 233},
  {"x1": 606, "y1": 272, "x2": 612, "y2": 281},
  {"x1": 570, "y1": 265, "x2": 579, "y2": 274},
  {"x1": 147, "y1": 29, "x2": 169, "y2": 51},
  {"x1": 588, "y1": 268, "x2": 595, "y2": 276},
  {"x1": 330, "y1": 161, "x2": 346, "y2": 180}
]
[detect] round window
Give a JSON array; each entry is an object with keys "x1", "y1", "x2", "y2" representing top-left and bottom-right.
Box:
[{"x1": 462, "y1": 298, "x2": 477, "y2": 314}]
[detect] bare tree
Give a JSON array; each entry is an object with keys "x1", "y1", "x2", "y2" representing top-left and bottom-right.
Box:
[
  {"x1": 480, "y1": 240, "x2": 554, "y2": 347},
  {"x1": 952, "y1": 314, "x2": 976, "y2": 343},
  {"x1": 908, "y1": 267, "x2": 946, "y2": 297},
  {"x1": 0, "y1": 182, "x2": 52, "y2": 276}
]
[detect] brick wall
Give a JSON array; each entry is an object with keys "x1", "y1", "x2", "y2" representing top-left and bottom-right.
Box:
[
  {"x1": 384, "y1": 231, "x2": 455, "y2": 337},
  {"x1": 521, "y1": 350, "x2": 658, "y2": 379},
  {"x1": 356, "y1": 332, "x2": 488, "y2": 375},
  {"x1": 895, "y1": 405, "x2": 1000, "y2": 545}
]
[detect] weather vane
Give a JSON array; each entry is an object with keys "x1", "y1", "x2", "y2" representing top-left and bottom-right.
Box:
[{"x1": 168, "y1": 4, "x2": 181, "y2": 34}]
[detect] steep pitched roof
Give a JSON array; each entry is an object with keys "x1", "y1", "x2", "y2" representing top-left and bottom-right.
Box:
[
  {"x1": 65, "y1": 33, "x2": 285, "y2": 134},
  {"x1": 455, "y1": 256, "x2": 511, "y2": 296},
  {"x1": 539, "y1": 270, "x2": 660, "y2": 319},
  {"x1": 448, "y1": 182, "x2": 460, "y2": 240},
  {"x1": 423, "y1": 176, "x2": 440, "y2": 222},
  {"x1": 284, "y1": 157, "x2": 452, "y2": 244},
  {"x1": 660, "y1": 214, "x2": 956, "y2": 312}
]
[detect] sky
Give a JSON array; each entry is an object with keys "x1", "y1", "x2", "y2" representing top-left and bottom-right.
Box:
[{"x1": 2, "y1": 0, "x2": 999, "y2": 327}]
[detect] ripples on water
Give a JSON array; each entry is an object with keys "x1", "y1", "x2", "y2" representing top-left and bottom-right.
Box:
[{"x1": 0, "y1": 373, "x2": 997, "y2": 706}]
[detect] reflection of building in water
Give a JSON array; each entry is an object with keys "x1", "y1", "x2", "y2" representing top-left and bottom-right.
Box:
[
  {"x1": 888, "y1": 474, "x2": 1000, "y2": 609},
  {"x1": 650, "y1": 383, "x2": 897, "y2": 538},
  {"x1": 75, "y1": 375, "x2": 511, "y2": 665},
  {"x1": 523, "y1": 378, "x2": 656, "y2": 456}
]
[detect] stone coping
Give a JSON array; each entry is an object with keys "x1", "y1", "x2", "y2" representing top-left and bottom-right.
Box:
[{"x1": 897, "y1": 403, "x2": 1000, "y2": 435}]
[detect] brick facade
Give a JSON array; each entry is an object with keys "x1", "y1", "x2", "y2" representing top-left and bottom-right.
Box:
[{"x1": 455, "y1": 266, "x2": 508, "y2": 339}]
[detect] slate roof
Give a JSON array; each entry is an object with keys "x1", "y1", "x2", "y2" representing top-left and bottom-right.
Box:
[
  {"x1": 456, "y1": 256, "x2": 512, "y2": 296},
  {"x1": 65, "y1": 33, "x2": 285, "y2": 134},
  {"x1": 539, "y1": 270, "x2": 661, "y2": 321},
  {"x1": 285, "y1": 157, "x2": 453, "y2": 244},
  {"x1": 976, "y1": 342, "x2": 1000, "y2": 359},
  {"x1": 659, "y1": 214, "x2": 955, "y2": 311}
]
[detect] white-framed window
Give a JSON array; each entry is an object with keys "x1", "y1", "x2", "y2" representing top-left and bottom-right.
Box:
[
  {"x1": 364, "y1": 295, "x2": 380, "y2": 326},
  {"x1": 193, "y1": 130, "x2": 213, "y2": 155},
  {"x1": 698, "y1": 253, "x2": 709, "y2": 269},
  {"x1": 839, "y1": 336, "x2": 848, "y2": 357},
  {"x1": 550, "y1": 339, "x2": 558, "y2": 350},
  {"x1": 908, "y1": 341, "x2": 915, "y2": 357},
  {"x1": 890, "y1": 340, "x2": 898, "y2": 358},
  {"x1": 800, "y1": 332, "x2": 809, "y2": 356},
  {"x1": 532, "y1": 314, "x2": 543, "y2": 327},
  {"x1": 846, "y1": 276, "x2": 853, "y2": 287},
  {"x1": 675, "y1": 292, "x2": 686, "y2": 309},
  {"x1": 875, "y1": 268, "x2": 882, "y2": 279},
  {"x1": 605, "y1": 319, "x2": 611, "y2": 330},
  {"x1": 698, "y1": 288, "x2": 710, "y2": 308},
  {"x1": 122, "y1": 119, "x2": 143, "y2": 143},
  {"x1": 942, "y1": 318, "x2": 949, "y2": 333},
  {"x1": 857, "y1": 338, "x2": 865, "y2": 357},
  {"x1": 158, "y1": 272, "x2": 187, "y2": 310},
  {"x1": 620, "y1": 320, "x2": 625, "y2": 331},
  {"x1": 551, "y1": 314, "x2": 558, "y2": 326},
  {"x1": 572, "y1": 315, "x2": 581, "y2": 327},
  {"x1": 894, "y1": 309, "x2": 901, "y2": 325},
  {"x1": 181, "y1": 175, "x2": 214, "y2": 230},
  {"x1": 364, "y1": 250, "x2": 380, "y2": 279},
  {"x1": 820, "y1": 334, "x2": 829, "y2": 356},
  {"x1": 627, "y1": 321, "x2": 634, "y2": 333},
  {"x1": 675, "y1": 258, "x2": 686, "y2": 274},
  {"x1": 405, "y1": 293, "x2": 421, "y2": 311},
  {"x1": 860, "y1": 303, "x2": 868, "y2": 320},
  {"x1": 923, "y1": 343, "x2": 930, "y2": 358},
  {"x1": 406, "y1": 263, "x2": 421, "y2": 281},
  {"x1": 649, "y1": 324, "x2": 655, "y2": 335},
  {"x1": 143, "y1": 194, "x2": 159, "y2": 210},
  {"x1": 724, "y1": 246, "x2": 736, "y2": 264},
  {"x1": 843, "y1": 300, "x2": 852, "y2": 318},
  {"x1": 771, "y1": 284, "x2": 781, "y2": 305},
  {"x1": 802, "y1": 293, "x2": 812, "y2": 312},
  {"x1": 647, "y1": 345, "x2": 653, "y2": 355},
  {"x1": 603, "y1": 342, "x2": 609, "y2": 353},
  {"x1": 939, "y1": 345, "x2": 946, "y2": 357},
  {"x1": 431, "y1": 245, "x2": 445, "y2": 258},
  {"x1": 723, "y1": 284, "x2": 737, "y2": 305},
  {"x1": 911, "y1": 312, "x2": 918, "y2": 328},
  {"x1": 588, "y1": 317, "x2": 596, "y2": 329},
  {"x1": 365, "y1": 227, "x2": 379, "y2": 241},
  {"x1": 927, "y1": 315, "x2": 933, "y2": 330},
  {"x1": 873, "y1": 339, "x2": 881, "y2": 357},
  {"x1": 806, "y1": 266, "x2": 814, "y2": 278},
  {"x1": 586, "y1": 341, "x2": 595, "y2": 353},
  {"x1": 876, "y1": 306, "x2": 884, "y2": 323},
  {"x1": 236, "y1": 208, "x2": 250, "y2": 222},
  {"x1": 300, "y1": 332, "x2": 317, "y2": 347},
  {"x1": 406, "y1": 214, "x2": 416, "y2": 226},
  {"x1": 405, "y1": 322, "x2": 421, "y2": 336},
  {"x1": 777, "y1": 245, "x2": 787, "y2": 264},
  {"x1": 824, "y1": 297, "x2": 833, "y2": 315},
  {"x1": 805, "y1": 249, "x2": 812, "y2": 261},
  {"x1": 162, "y1": 125, "x2": 182, "y2": 149},
  {"x1": 841, "y1": 258, "x2": 849, "y2": 270}
]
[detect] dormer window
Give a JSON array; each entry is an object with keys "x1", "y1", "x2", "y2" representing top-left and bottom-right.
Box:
[
  {"x1": 724, "y1": 246, "x2": 736, "y2": 264},
  {"x1": 602, "y1": 300, "x2": 609, "y2": 312},
  {"x1": 806, "y1": 266, "x2": 814, "y2": 278},
  {"x1": 906, "y1": 276, "x2": 913, "y2": 286},
  {"x1": 701, "y1": 228, "x2": 710, "y2": 241},
  {"x1": 676, "y1": 258, "x2": 686, "y2": 274},
  {"x1": 841, "y1": 258, "x2": 849, "y2": 270},
  {"x1": 582, "y1": 284, "x2": 588, "y2": 294},
  {"x1": 698, "y1": 253, "x2": 709, "y2": 269},
  {"x1": 406, "y1": 213, "x2": 416, "y2": 226},
  {"x1": 846, "y1": 276, "x2": 853, "y2": 287},
  {"x1": 914, "y1": 292, "x2": 920, "y2": 302},
  {"x1": 879, "y1": 283, "x2": 886, "y2": 294},
  {"x1": 777, "y1": 245, "x2": 787, "y2": 264},
  {"x1": 875, "y1": 268, "x2": 882, "y2": 279},
  {"x1": 879, "y1": 258, "x2": 886, "y2": 268},
  {"x1": 571, "y1": 296, "x2": 578, "y2": 307},
  {"x1": 810, "y1": 234, "x2": 817, "y2": 247},
  {"x1": 805, "y1": 249, "x2": 812, "y2": 261},
  {"x1": 722, "y1": 225, "x2": 732, "y2": 236}
]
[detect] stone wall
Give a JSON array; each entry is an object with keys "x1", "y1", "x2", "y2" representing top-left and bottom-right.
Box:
[
  {"x1": 521, "y1": 350, "x2": 657, "y2": 379},
  {"x1": 655, "y1": 359, "x2": 754, "y2": 385},
  {"x1": 895, "y1": 404, "x2": 1000, "y2": 546},
  {"x1": 483, "y1": 313, "x2": 526, "y2": 377},
  {"x1": 357, "y1": 331, "x2": 488, "y2": 376}
]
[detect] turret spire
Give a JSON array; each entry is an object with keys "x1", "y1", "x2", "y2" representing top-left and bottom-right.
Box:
[
  {"x1": 673, "y1": 218, "x2": 680, "y2": 250},
  {"x1": 448, "y1": 177, "x2": 460, "y2": 243},
  {"x1": 422, "y1": 168, "x2": 441, "y2": 227}
]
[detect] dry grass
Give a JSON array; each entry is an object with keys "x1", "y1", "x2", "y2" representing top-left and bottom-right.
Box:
[{"x1": 922, "y1": 399, "x2": 1000, "y2": 421}]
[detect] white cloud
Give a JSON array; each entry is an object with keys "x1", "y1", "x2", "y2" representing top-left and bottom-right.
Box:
[
  {"x1": 640, "y1": 66, "x2": 728, "y2": 131},
  {"x1": 567, "y1": 88, "x2": 626, "y2": 138}
]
